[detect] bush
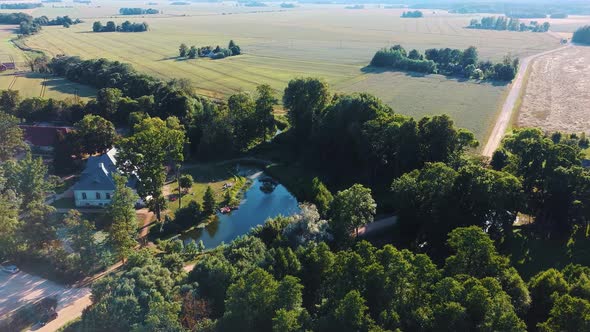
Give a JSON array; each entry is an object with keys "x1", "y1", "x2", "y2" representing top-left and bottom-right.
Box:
[{"x1": 573, "y1": 25, "x2": 590, "y2": 45}]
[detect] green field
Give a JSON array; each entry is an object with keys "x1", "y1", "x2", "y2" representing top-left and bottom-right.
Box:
[
  {"x1": 0, "y1": 2, "x2": 570, "y2": 140},
  {"x1": 0, "y1": 25, "x2": 96, "y2": 100},
  {"x1": 21, "y1": 3, "x2": 563, "y2": 141}
]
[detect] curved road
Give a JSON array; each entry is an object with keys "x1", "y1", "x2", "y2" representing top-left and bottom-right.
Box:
[{"x1": 482, "y1": 44, "x2": 571, "y2": 157}]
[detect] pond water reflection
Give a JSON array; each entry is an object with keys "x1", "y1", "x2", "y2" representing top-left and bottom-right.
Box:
[{"x1": 179, "y1": 171, "x2": 299, "y2": 248}]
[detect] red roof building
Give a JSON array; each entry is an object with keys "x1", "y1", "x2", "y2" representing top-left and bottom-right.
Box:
[{"x1": 19, "y1": 125, "x2": 72, "y2": 147}]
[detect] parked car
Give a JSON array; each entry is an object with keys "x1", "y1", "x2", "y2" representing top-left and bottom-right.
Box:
[
  {"x1": 1, "y1": 265, "x2": 19, "y2": 274},
  {"x1": 39, "y1": 311, "x2": 58, "y2": 326}
]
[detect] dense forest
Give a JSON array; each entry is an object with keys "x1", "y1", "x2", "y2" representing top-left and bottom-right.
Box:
[
  {"x1": 468, "y1": 16, "x2": 550, "y2": 32},
  {"x1": 119, "y1": 7, "x2": 159, "y2": 15},
  {"x1": 2, "y1": 49, "x2": 589, "y2": 331},
  {"x1": 370, "y1": 45, "x2": 518, "y2": 81},
  {"x1": 92, "y1": 20, "x2": 148, "y2": 32},
  {"x1": 573, "y1": 25, "x2": 590, "y2": 45}
]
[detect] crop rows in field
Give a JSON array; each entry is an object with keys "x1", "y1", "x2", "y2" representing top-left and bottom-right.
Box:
[{"x1": 18, "y1": 5, "x2": 564, "y2": 141}]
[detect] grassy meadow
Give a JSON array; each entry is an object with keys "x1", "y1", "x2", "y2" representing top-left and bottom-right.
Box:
[{"x1": 0, "y1": 25, "x2": 96, "y2": 100}]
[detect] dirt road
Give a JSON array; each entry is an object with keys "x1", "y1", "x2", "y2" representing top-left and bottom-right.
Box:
[
  {"x1": 481, "y1": 44, "x2": 571, "y2": 157},
  {"x1": 31, "y1": 293, "x2": 91, "y2": 332},
  {"x1": 0, "y1": 271, "x2": 89, "y2": 319}
]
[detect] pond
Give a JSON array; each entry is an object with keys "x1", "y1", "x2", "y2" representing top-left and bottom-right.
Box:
[{"x1": 179, "y1": 170, "x2": 300, "y2": 248}]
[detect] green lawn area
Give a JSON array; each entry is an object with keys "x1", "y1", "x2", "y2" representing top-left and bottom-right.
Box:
[
  {"x1": 164, "y1": 163, "x2": 248, "y2": 216},
  {"x1": 501, "y1": 225, "x2": 590, "y2": 280}
]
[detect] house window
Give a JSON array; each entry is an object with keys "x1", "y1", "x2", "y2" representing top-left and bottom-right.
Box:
[
  {"x1": 96, "y1": 192, "x2": 101, "y2": 199},
  {"x1": 106, "y1": 193, "x2": 111, "y2": 200},
  {"x1": 82, "y1": 192, "x2": 87, "y2": 200}
]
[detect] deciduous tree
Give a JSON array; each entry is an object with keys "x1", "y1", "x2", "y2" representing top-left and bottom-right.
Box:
[{"x1": 108, "y1": 175, "x2": 139, "y2": 261}]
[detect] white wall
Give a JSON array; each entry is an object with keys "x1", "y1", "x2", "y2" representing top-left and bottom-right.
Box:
[{"x1": 74, "y1": 190, "x2": 114, "y2": 207}]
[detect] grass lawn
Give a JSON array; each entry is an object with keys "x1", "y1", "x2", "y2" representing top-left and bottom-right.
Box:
[
  {"x1": 501, "y1": 225, "x2": 590, "y2": 280},
  {"x1": 163, "y1": 163, "x2": 247, "y2": 217}
]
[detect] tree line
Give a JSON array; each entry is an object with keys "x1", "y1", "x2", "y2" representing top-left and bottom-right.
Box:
[
  {"x1": 10, "y1": 14, "x2": 81, "y2": 35},
  {"x1": 0, "y1": 12, "x2": 33, "y2": 24},
  {"x1": 0, "y1": 3, "x2": 42, "y2": 9},
  {"x1": 92, "y1": 20, "x2": 148, "y2": 32},
  {"x1": 178, "y1": 40, "x2": 241, "y2": 59},
  {"x1": 370, "y1": 45, "x2": 518, "y2": 81},
  {"x1": 400, "y1": 10, "x2": 423, "y2": 18},
  {"x1": 573, "y1": 25, "x2": 590, "y2": 45},
  {"x1": 429, "y1": 1, "x2": 590, "y2": 16},
  {"x1": 468, "y1": 16, "x2": 550, "y2": 32},
  {"x1": 74, "y1": 215, "x2": 590, "y2": 331},
  {"x1": 119, "y1": 7, "x2": 159, "y2": 15}
]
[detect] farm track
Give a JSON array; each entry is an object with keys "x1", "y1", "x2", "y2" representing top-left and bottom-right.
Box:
[
  {"x1": 7, "y1": 74, "x2": 17, "y2": 90},
  {"x1": 481, "y1": 44, "x2": 571, "y2": 157},
  {"x1": 40, "y1": 76, "x2": 47, "y2": 98}
]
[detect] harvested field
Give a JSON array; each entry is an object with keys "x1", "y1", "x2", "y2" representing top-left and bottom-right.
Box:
[
  {"x1": 518, "y1": 46, "x2": 590, "y2": 134},
  {"x1": 20, "y1": 3, "x2": 563, "y2": 141}
]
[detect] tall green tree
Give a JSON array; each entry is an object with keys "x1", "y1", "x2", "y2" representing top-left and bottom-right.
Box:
[
  {"x1": 283, "y1": 77, "x2": 330, "y2": 142},
  {"x1": 117, "y1": 116, "x2": 185, "y2": 221},
  {"x1": 329, "y1": 184, "x2": 376, "y2": 245},
  {"x1": 96, "y1": 87, "x2": 122, "y2": 119},
  {"x1": 203, "y1": 186, "x2": 216, "y2": 216},
  {"x1": 310, "y1": 177, "x2": 333, "y2": 217},
  {"x1": 72, "y1": 114, "x2": 117, "y2": 155},
  {"x1": 228, "y1": 92, "x2": 257, "y2": 151},
  {"x1": 179, "y1": 174, "x2": 193, "y2": 194},
  {"x1": 255, "y1": 84, "x2": 278, "y2": 141},
  {"x1": 2, "y1": 152, "x2": 53, "y2": 208},
  {"x1": 108, "y1": 175, "x2": 139, "y2": 262},
  {"x1": 0, "y1": 90, "x2": 21, "y2": 113},
  {"x1": 179, "y1": 43, "x2": 188, "y2": 57},
  {"x1": 326, "y1": 290, "x2": 374, "y2": 332},
  {"x1": 0, "y1": 180, "x2": 21, "y2": 259},
  {"x1": 0, "y1": 111, "x2": 26, "y2": 161},
  {"x1": 64, "y1": 209, "x2": 98, "y2": 270},
  {"x1": 20, "y1": 201, "x2": 56, "y2": 249},
  {"x1": 188, "y1": 46, "x2": 197, "y2": 59}
]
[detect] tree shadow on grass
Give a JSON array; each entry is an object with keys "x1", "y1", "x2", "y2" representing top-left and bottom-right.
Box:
[
  {"x1": 501, "y1": 225, "x2": 590, "y2": 280},
  {"x1": 158, "y1": 56, "x2": 188, "y2": 62},
  {"x1": 43, "y1": 78, "x2": 96, "y2": 98},
  {"x1": 360, "y1": 65, "x2": 509, "y2": 86},
  {"x1": 23, "y1": 72, "x2": 97, "y2": 98}
]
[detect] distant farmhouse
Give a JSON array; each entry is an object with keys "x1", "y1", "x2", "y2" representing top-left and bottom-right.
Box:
[
  {"x1": 72, "y1": 148, "x2": 141, "y2": 207},
  {"x1": 19, "y1": 125, "x2": 71, "y2": 151}
]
